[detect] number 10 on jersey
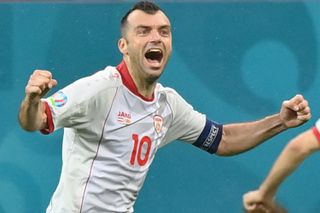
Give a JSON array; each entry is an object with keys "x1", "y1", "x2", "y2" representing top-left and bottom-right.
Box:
[{"x1": 130, "y1": 134, "x2": 152, "y2": 166}]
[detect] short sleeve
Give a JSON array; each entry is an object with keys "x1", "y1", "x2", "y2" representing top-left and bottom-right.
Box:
[
  {"x1": 41, "y1": 68, "x2": 121, "y2": 133},
  {"x1": 161, "y1": 89, "x2": 212, "y2": 146}
]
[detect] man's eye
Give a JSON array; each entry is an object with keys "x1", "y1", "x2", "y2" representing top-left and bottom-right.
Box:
[
  {"x1": 160, "y1": 29, "x2": 170, "y2": 37},
  {"x1": 137, "y1": 29, "x2": 148, "y2": 35}
]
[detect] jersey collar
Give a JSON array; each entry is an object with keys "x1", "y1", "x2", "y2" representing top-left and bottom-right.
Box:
[{"x1": 116, "y1": 60, "x2": 155, "y2": 102}]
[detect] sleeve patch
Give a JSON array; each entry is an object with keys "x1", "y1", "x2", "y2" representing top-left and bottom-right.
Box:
[
  {"x1": 49, "y1": 91, "x2": 68, "y2": 108},
  {"x1": 193, "y1": 119, "x2": 223, "y2": 154}
]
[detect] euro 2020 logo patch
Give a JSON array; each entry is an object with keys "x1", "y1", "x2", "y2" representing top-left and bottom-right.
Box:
[{"x1": 49, "y1": 91, "x2": 68, "y2": 107}]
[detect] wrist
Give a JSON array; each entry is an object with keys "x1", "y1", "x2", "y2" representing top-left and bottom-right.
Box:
[
  {"x1": 24, "y1": 94, "x2": 41, "y2": 105},
  {"x1": 259, "y1": 185, "x2": 276, "y2": 200},
  {"x1": 276, "y1": 113, "x2": 289, "y2": 130}
]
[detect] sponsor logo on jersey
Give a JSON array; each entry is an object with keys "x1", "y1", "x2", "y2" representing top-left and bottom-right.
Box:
[
  {"x1": 153, "y1": 115, "x2": 163, "y2": 134},
  {"x1": 49, "y1": 91, "x2": 68, "y2": 107},
  {"x1": 117, "y1": 111, "x2": 132, "y2": 125}
]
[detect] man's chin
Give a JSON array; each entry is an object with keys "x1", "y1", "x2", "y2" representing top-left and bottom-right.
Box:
[
  {"x1": 145, "y1": 62, "x2": 162, "y2": 70},
  {"x1": 145, "y1": 68, "x2": 163, "y2": 82},
  {"x1": 144, "y1": 63, "x2": 164, "y2": 72}
]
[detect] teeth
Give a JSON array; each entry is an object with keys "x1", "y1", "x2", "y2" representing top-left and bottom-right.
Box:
[
  {"x1": 148, "y1": 48, "x2": 162, "y2": 53},
  {"x1": 145, "y1": 48, "x2": 163, "y2": 62}
]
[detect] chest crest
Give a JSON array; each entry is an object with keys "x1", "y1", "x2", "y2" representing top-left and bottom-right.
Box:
[{"x1": 153, "y1": 115, "x2": 164, "y2": 134}]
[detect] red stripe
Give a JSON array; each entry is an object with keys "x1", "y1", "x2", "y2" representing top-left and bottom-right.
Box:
[
  {"x1": 116, "y1": 60, "x2": 154, "y2": 102},
  {"x1": 40, "y1": 101, "x2": 55, "y2": 135},
  {"x1": 312, "y1": 127, "x2": 320, "y2": 145}
]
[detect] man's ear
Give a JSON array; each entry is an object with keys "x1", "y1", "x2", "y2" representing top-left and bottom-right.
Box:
[{"x1": 118, "y1": 38, "x2": 128, "y2": 55}]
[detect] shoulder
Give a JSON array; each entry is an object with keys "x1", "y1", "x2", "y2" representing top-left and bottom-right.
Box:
[
  {"x1": 157, "y1": 84, "x2": 193, "y2": 110},
  {"x1": 65, "y1": 66, "x2": 121, "y2": 94},
  {"x1": 77, "y1": 66, "x2": 122, "y2": 88},
  {"x1": 157, "y1": 84, "x2": 180, "y2": 100},
  {"x1": 52, "y1": 66, "x2": 122, "y2": 106}
]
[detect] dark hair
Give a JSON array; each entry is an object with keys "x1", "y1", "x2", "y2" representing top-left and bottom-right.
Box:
[{"x1": 120, "y1": 1, "x2": 166, "y2": 36}]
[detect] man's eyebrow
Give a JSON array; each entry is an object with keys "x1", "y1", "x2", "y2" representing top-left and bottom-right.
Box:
[
  {"x1": 159, "y1": 25, "x2": 171, "y2": 30},
  {"x1": 134, "y1": 24, "x2": 171, "y2": 29},
  {"x1": 135, "y1": 25, "x2": 151, "y2": 30}
]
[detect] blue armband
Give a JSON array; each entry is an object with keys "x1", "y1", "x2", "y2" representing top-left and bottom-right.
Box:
[{"x1": 193, "y1": 119, "x2": 223, "y2": 154}]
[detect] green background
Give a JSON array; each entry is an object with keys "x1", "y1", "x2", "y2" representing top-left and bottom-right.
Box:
[{"x1": 0, "y1": 1, "x2": 319, "y2": 212}]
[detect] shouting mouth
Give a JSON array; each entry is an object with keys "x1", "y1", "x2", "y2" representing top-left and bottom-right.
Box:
[{"x1": 145, "y1": 48, "x2": 164, "y2": 66}]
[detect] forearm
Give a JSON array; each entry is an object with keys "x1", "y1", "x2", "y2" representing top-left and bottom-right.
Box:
[
  {"x1": 260, "y1": 148, "x2": 304, "y2": 198},
  {"x1": 19, "y1": 97, "x2": 47, "y2": 131},
  {"x1": 260, "y1": 130, "x2": 319, "y2": 198},
  {"x1": 217, "y1": 114, "x2": 287, "y2": 156},
  {"x1": 242, "y1": 138, "x2": 310, "y2": 213}
]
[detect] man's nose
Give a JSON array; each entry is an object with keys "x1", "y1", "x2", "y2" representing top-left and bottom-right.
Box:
[{"x1": 150, "y1": 30, "x2": 161, "y2": 42}]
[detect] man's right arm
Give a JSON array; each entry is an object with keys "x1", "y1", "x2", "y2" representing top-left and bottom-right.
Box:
[{"x1": 19, "y1": 70, "x2": 57, "y2": 131}]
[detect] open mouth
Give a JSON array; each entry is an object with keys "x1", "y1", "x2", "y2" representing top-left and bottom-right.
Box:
[{"x1": 145, "y1": 48, "x2": 163, "y2": 64}]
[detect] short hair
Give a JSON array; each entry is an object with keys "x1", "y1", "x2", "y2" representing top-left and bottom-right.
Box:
[{"x1": 120, "y1": 1, "x2": 167, "y2": 36}]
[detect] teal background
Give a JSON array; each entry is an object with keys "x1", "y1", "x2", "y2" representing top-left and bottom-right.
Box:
[{"x1": 0, "y1": 1, "x2": 319, "y2": 212}]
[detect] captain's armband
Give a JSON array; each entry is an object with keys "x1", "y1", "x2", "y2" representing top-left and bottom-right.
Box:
[{"x1": 193, "y1": 119, "x2": 223, "y2": 154}]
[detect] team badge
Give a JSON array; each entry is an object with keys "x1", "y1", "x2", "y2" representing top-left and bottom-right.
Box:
[
  {"x1": 49, "y1": 91, "x2": 68, "y2": 107},
  {"x1": 153, "y1": 115, "x2": 163, "y2": 134}
]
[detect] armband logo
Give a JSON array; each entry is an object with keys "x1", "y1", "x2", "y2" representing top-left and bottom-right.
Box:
[
  {"x1": 202, "y1": 125, "x2": 219, "y2": 150},
  {"x1": 49, "y1": 91, "x2": 68, "y2": 107}
]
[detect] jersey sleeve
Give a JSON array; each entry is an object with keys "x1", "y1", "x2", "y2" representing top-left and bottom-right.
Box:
[
  {"x1": 312, "y1": 118, "x2": 320, "y2": 144},
  {"x1": 42, "y1": 84, "x2": 87, "y2": 133},
  {"x1": 161, "y1": 89, "x2": 223, "y2": 153},
  {"x1": 41, "y1": 68, "x2": 119, "y2": 134}
]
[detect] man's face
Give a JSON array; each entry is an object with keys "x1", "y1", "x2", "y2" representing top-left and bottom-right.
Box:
[{"x1": 120, "y1": 10, "x2": 172, "y2": 82}]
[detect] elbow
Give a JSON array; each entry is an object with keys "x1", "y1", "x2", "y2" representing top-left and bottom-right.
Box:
[
  {"x1": 286, "y1": 136, "x2": 313, "y2": 159},
  {"x1": 18, "y1": 119, "x2": 37, "y2": 132},
  {"x1": 21, "y1": 126, "x2": 38, "y2": 132},
  {"x1": 215, "y1": 129, "x2": 237, "y2": 156},
  {"x1": 18, "y1": 101, "x2": 48, "y2": 132},
  {"x1": 18, "y1": 113, "x2": 38, "y2": 132},
  {"x1": 215, "y1": 140, "x2": 227, "y2": 156},
  {"x1": 215, "y1": 141, "x2": 240, "y2": 156}
]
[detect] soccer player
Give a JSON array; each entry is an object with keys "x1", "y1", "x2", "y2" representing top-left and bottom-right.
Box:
[
  {"x1": 243, "y1": 123, "x2": 320, "y2": 213},
  {"x1": 19, "y1": 1, "x2": 311, "y2": 212}
]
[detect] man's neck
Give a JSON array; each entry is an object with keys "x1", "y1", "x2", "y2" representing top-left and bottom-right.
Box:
[
  {"x1": 117, "y1": 60, "x2": 156, "y2": 101},
  {"x1": 129, "y1": 70, "x2": 156, "y2": 99}
]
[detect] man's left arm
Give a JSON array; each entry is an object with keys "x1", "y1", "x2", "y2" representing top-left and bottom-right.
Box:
[{"x1": 216, "y1": 94, "x2": 311, "y2": 156}]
